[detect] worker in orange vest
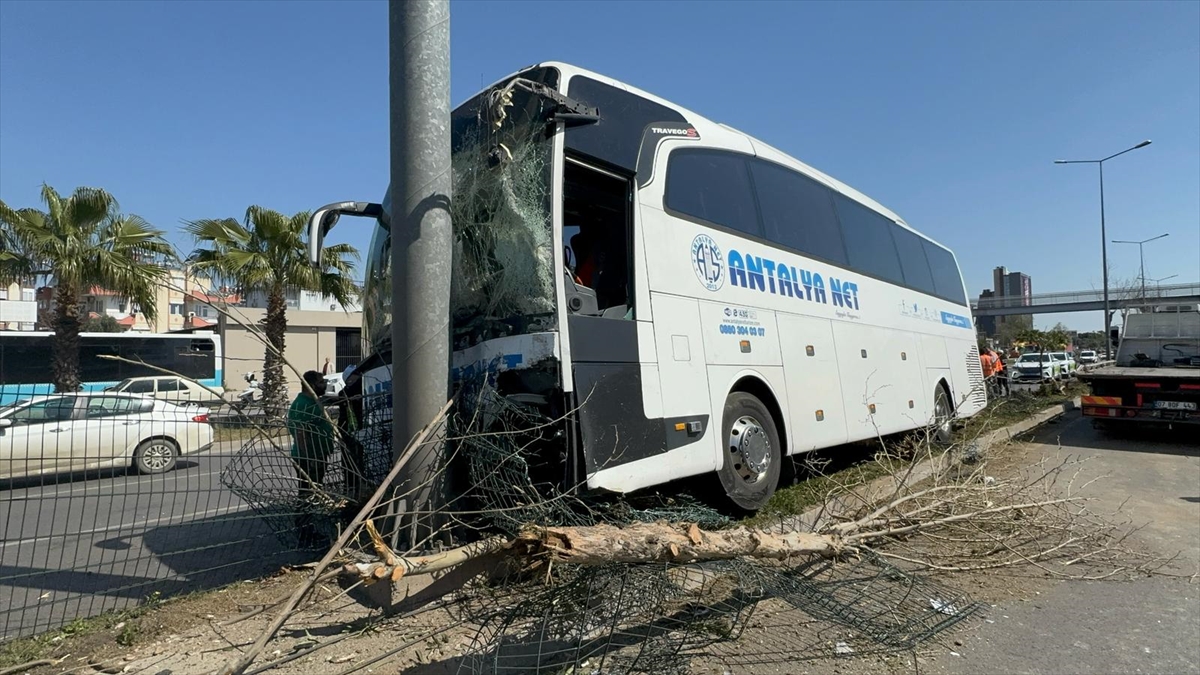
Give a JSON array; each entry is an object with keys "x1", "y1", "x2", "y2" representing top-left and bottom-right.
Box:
[
  {"x1": 992, "y1": 348, "x2": 1009, "y2": 396},
  {"x1": 980, "y1": 348, "x2": 998, "y2": 398},
  {"x1": 980, "y1": 349, "x2": 996, "y2": 378}
]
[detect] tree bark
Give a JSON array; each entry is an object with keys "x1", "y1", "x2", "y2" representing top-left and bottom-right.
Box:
[
  {"x1": 261, "y1": 284, "x2": 289, "y2": 417},
  {"x1": 340, "y1": 522, "x2": 845, "y2": 586},
  {"x1": 516, "y1": 522, "x2": 844, "y2": 566},
  {"x1": 52, "y1": 282, "x2": 82, "y2": 392}
]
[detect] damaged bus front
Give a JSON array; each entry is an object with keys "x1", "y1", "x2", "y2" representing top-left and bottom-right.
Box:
[{"x1": 311, "y1": 64, "x2": 622, "y2": 492}]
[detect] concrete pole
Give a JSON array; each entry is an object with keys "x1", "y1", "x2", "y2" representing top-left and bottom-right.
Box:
[{"x1": 388, "y1": 0, "x2": 452, "y2": 548}]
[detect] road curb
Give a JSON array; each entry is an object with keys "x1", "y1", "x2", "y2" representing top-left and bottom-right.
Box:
[
  {"x1": 979, "y1": 396, "x2": 1081, "y2": 447},
  {"x1": 788, "y1": 396, "x2": 1084, "y2": 532}
]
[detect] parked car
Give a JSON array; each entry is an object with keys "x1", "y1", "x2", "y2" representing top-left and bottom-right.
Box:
[
  {"x1": 0, "y1": 393, "x2": 213, "y2": 481},
  {"x1": 1078, "y1": 350, "x2": 1099, "y2": 365},
  {"x1": 1051, "y1": 352, "x2": 1076, "y2": 378},
  {"x1": 107, "y1": 376, "x2": 224, "y2": 405},
  {"x1": 1011, "y1": 353, "x2": 1058, "y2": 382}
]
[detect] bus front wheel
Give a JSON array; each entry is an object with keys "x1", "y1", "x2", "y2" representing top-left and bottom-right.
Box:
[{"x1": 717, "y1": 392, "x2": 782, "y2": 512}]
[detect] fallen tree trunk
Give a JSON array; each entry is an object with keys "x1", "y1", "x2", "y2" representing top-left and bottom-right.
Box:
[
  {"x1": 517, "y1": 522, "x2": 845, "y2": 565},
  {"x1": 337, "y1": 489, "x2": 1091, "y2": 585},
  {"x1": 341, "y1": 521, "x2": 846, "y2": 584}
]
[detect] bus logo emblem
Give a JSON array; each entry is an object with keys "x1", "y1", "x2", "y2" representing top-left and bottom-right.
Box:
[{"x1": 691, "y1": 234, "x2": 724, "y2": 291}]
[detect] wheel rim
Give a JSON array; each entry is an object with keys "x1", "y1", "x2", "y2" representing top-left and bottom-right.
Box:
[
  {"x1": 142, "y1": 443, "x2": 174, "y2": 471},
  {"x1": 729, "y1": 415, "x2": 771, "y2": 484},
  {"x1": 934, "y1": 394, "x2": 952, "y2": 442}
]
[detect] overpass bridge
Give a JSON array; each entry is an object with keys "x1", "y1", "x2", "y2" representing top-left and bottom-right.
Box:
[{"x1": 971, "y1": 282, "x2": 1200, "y2": 317}]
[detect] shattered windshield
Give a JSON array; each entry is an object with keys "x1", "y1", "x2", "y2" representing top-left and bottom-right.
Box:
[{"x1": 361, "y1": 67, "x2": 561, "y2": 353}]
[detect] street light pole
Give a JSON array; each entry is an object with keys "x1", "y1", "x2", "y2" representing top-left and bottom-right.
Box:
[
  {"x1": 1112, "y1": 233, "x2": 1169, "y2": 304},
  {"x1": 389, "y1": 0, "x2": 452, "y2": 549},
  {"x1": 1055, "y1": 139, "x2": 1151, "y2": 346},
  {"x1": 1148, "y1": 274, "x2": 1178, "y2": 298}
]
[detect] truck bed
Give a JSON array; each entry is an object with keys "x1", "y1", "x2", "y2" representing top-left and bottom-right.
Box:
[
  {"x1": 1081, "y1": 366, "x2": 1200, "y2": 381},
  {"x1": 1080, "y1": 366, "x2": 1199, "y2": 428}
]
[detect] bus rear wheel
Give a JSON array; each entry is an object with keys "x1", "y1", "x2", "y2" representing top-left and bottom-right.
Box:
[
  {"x1": 717, "y1": 392, "x2": 782, "y2": 512},
  {"x1": 933, "y1": 386, "x2": 953, "y2": 445}
]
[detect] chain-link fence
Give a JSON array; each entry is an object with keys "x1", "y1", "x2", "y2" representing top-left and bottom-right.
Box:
[{"x1": 0, "y1": 385, "x2": 358, "y2": 642}]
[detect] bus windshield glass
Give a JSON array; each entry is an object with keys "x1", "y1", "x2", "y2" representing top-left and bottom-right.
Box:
[{"x1": 360, "y1": 67, "x2": 561, "y2": 353}]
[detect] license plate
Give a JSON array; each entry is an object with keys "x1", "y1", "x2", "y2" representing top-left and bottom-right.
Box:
[{"x1": 1154, "y1": 400, "x2": 1197, "y2": 411}]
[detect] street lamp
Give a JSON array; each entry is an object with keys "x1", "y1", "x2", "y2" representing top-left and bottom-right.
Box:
[
  {"x1": 1112, "y1": 233, "x2": 1169, "y2": 303},
  {"x1": 1055, "y1": 139, "x2": 1152, "y2": 351},
  {"x1": 1147, "y1": 274, "x2": 1178, "y2": 298}
]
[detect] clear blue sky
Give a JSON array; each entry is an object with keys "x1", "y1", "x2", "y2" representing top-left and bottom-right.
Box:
[{"x1": 2, "y1": 0, "x2": 1197, "y2": 331}]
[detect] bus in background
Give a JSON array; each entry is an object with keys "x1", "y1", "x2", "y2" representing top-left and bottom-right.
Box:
[
  {"x1": 0, "y1": 331, "x2": 223, "y2": 405},
  {"x1": 309, "y1": 62, "x2": 986, "y2": 511}
]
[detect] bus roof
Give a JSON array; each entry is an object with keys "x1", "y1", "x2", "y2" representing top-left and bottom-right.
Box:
[{"x1": 477, "y1": 61, "x2": 942, "y2": 248}]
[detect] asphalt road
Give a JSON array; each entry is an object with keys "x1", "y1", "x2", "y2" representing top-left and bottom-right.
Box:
[
  {"x1": 0, "y1": 440, "x2": 306, "y2": 641},
  {"x1": 927, "y1": 412, "x2": 1200, "y2": 675}
]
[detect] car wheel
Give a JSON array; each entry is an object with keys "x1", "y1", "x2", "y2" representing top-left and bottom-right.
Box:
[
  {"x1": 717, "y1": 392, "x2": 782, "y2": 512},
  {"x1": 933, "y1": 385, "x2": 953, "y2": 445},
  {"x1": 134, "y1": 438, "x2": 178, "y2": 474}
]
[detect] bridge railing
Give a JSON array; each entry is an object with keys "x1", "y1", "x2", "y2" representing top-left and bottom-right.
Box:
[{"x1": 972, "y1": 282, "x2": 1200, "y2": 310}]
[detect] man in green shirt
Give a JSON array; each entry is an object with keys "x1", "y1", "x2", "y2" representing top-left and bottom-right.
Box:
[{"x1": 288, "y1": 370, "x2": 335, "y2": 548}]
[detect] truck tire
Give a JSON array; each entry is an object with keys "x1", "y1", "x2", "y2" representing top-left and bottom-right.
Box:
[{"x1": 717, "y1": 392, "x2": 782, "y2": 512}]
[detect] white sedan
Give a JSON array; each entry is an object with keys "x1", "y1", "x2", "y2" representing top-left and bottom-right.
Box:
[
  {"x1": 107, "y1": 376, "x2": 225, "y2": 405},
  {"x1": 0, "y1": 393, "x2": 214, "y2": 481}
]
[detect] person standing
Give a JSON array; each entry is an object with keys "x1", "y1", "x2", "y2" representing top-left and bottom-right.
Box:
[
  {"x1": 993, "y1": 349, "x2": 1009, "y2": 396},
  {"x1": 980, "y1": 348, "x2": 997, "y2": 397},
  {"x1": 321, "y1": 357, "x2": 334, "y2": 375},
  {"x1": 287, "y1": 370, "x2": 335, "y2": 548}
]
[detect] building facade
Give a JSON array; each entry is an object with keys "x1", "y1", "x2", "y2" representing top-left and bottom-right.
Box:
[
  {"x1": 242, "y1": 288, "x2": 362, "y2": 314},
  {"x1": 976, "y1": 267, "x2": 1033, "y2": 339},
  {"x1": 0, "y1": 283, "x2": 37, "y2": 331},
  {"x1": 976, "y1": 289, "x2": 997, "y2": 337},
  {"x1": 994, "y1": 266, "x2": 1033, "y2": 305},
  {"x1": 217, "y1": 307, "x2": 362, "y2": 393}
]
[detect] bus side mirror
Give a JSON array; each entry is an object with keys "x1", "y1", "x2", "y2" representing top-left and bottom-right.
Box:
[
  {"x1": 1109, "y1": 328, "x2": 1120, "y2": 347},
  {"x1": 307, "y1": 201, "x2": 386, "y2": 266}
]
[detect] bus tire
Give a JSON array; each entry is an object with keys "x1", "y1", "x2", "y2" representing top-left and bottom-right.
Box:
[
  {"x1": 134, "y1": 438, "x2": 178, "y2": 474},
  {"x1": 718, "y1": 392, "x2": 782, "y2": 512},
  {"x1": 933, "y1": 385, "x2": 953, "y2": 445}
]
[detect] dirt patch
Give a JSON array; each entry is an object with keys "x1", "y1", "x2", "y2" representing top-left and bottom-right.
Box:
[{"x1": 1, "y1": 569, "x2": 304, "y2": 674}]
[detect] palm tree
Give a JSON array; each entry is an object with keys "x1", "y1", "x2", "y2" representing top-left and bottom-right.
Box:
[
  {"x1": 186, "y1": 207, "x2": 358, "y2": 414},
  {"x1": 0, "y1": 185, "x2": 172, "y2": 391}
]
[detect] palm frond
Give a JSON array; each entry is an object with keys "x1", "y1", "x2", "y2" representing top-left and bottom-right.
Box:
[
  {"x1": 185, "y1": 217, "x2": 252, "y2": 248},
  {"x1": 188, "y1": 205, "x2": 359, "y2": 304},
  {"x1": 38, "y1": 184, "x2": 65, "y2": 234},
  {"x1": 62, "y1": 186, "x2": 117, "y2": 235}
]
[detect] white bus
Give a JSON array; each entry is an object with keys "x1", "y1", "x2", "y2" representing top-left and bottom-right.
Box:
[{"x1": 311, "y1": 62, "x2": 986, "y2": 511}]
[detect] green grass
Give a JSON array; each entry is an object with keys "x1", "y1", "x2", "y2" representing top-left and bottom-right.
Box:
[
  {"x1": 960, "y1": 380, "x2": 1088, "y2": 439},
  {"x1": 213, "y1": 425, "x2": 262, "y2": 443},
  {"x1": 0, "y1": 592, "x2": 163, "y2": 669},
  {"x1": 744, "y1": 457, "x2": 902, "y2": 528}
]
